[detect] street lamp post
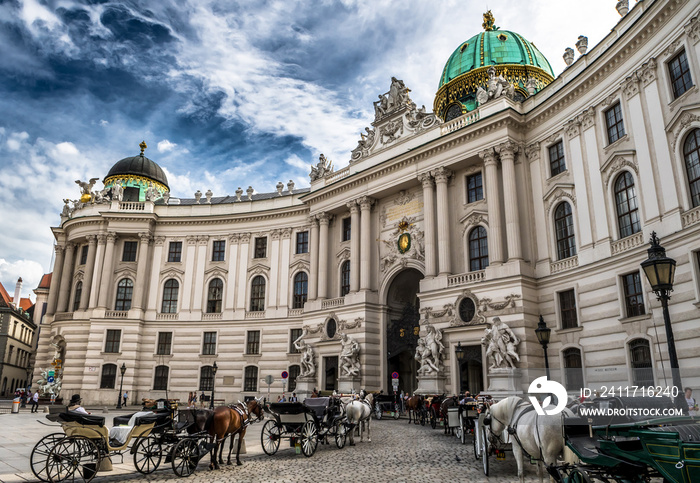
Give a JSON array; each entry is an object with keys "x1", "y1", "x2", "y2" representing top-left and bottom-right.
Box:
[
  {"x1": 210, "y1": 362, "x2": 218, "y2": 409},
  {"x1": 116, "y1": 363, "x2": 126, "y2": 409},
  {"x1": 455, "y1": 342, "x2": 466, "y2": 392},
  {"x1": 640, "y1": 232, "x2": 684, "y2": 411},
  {"x1": 535, "y1": 315, "x2": 552, "y2": 379}
]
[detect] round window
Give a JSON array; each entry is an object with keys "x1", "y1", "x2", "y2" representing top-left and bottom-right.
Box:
[
  {"x1": 458, "y1": 298, "x2": 476, "y2": 323},
  {"x1": 326, "y1": 318, "x2": 337, "y2": 339}
]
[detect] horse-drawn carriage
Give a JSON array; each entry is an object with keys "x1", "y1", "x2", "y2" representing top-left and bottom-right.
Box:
[
  {"x1": 261, "y1": 397, "x2": 347, "y2": 457},
  {"x1": 31, "y1": 401, "x2": 211, "y2": 482},
  {"x1": 373, "y1": 393, "x2": 402, "y2": 420}
]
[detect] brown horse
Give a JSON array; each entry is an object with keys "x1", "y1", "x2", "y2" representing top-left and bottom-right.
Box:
[
  {"x1": 440, "y1": 396, "x2": 458, "y2": 434},
  {"x1": 405, "y1": 395, "x2": 424, "y2": 424},
  {"x1": 208, "y1": 398, "x2": 264, "y2": 469}
]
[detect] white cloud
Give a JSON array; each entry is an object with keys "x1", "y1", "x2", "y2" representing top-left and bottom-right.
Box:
[
  {"x1": 284, "y1": 154, "x2": 309, "y2": 171},
  {"x1": 7, "y1": 131, "x2": 29, "y2": 151},
  {"x1": 0, "y1": 258, "x2": 45, "y2": 302},
  {"x1": 99, "y1": 119, "x2": 109, "y2": 126},
  {"x1": 157, "y1": 139, "x2": 177, "y2": 152}
]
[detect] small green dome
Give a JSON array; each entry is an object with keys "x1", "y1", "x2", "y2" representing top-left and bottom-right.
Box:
[{"x1": 438, "y1": 30, "x2": 553, "y2": 90}]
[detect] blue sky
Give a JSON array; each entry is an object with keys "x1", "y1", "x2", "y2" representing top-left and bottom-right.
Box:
[{"x1": 0, "y1": 0, "x2": 622, "y2": 297}]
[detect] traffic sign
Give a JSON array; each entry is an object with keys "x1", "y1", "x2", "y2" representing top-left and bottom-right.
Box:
[
  {"x1": 281, "y1": 371, "x2": 289, "y2": 379},
  {"x1": 391, "y1": 371, "x2": 399, "y2": 379},
  {"x1": 48, "y1": 376, "x2": 54, "y2": 383},
  {"x1": 264, "y1": 375, "x2": 274, "y2": 385}
]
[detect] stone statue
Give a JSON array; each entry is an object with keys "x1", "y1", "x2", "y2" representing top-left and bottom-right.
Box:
[
  {"x1": 309, "y1": 154, "x2": 333, "y2": 182},
  {"x1": 576, "y1": 35, "x2": 588, "y2": 55},
  {"x1": 373, "y1": 94, "x2": 388, "y2": 119},
  {"x1": 486, "y1": 66, "x2": 515, "y2": 100},
  {"x1": 525, "y1": 77, "x2": 538, "y2": 96},
  {"x1": 145, "y1": 182, "x2": 159, "y2": 202},
  {"x1": 388, "y1": 76, "x2": 409, "y2": 110},
  {"x1": 294, "y1": 330, "x2": 316, "y2": 377},
  {"x1": 415, "y1": 323, "x2": 445, "y2": 375},
  {"x1": 476, "y1": 86, "x2": 489, "y2": 106},
  {"x1": 481, "y1": 316, "x2": 520, "y2": 370},
  {"x1": 563, "y1": 47, "x2": 575, "y2": 66},
  {"x1": 36, "y1": 367, "x2": 62, "y2": 397},
  {"x1": 61, "y1": 199, "x2": 71, "y2": 217},
  {"x1": 111, "y1": 180, "x2": 124, "y2": 201},
  {"x1": 339, "y1": 332, "x2": 360, "y2": 377},
  {"x1": 75, "y1": 178, "x2": 99, "y2": 196}
]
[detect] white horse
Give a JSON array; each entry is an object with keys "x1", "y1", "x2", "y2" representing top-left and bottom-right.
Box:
[
  {"x1": 345, "y1": 392, "x2": 374, "y2": 445},
  {"x1": 487, "y1": 396, "x2": 571, "y2": 483}
]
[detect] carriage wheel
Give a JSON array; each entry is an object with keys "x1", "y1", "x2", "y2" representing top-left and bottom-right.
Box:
[
  {"x1": 374, "y1": 404, "x2": 382, "y2": 420},
  {"x1": 171, "y1": 439, "x2": 199, "y2": 477},
  {"x1": 31, "y1": 433, "x2": 65, "y2": 482},
  {"x1": 45, "y1": 436, "x2": 101, "y2": 483},
  {"x1": 133, "y1": 436, "x2": 162, "y2": 474},
  {"x1": 458, "y1": 414, "x2": 467, "y2": 445},
  {"x1": 393, "y1": 404, "x2": 400, "y2": 420},
  {"x1": 568, "y1": 467, "x2": 592, "y2": 483},
  {"x1": 334, "y1": 421, "x2": 346, "y2": 449},
  {"x1": 430, "y1": 408, "x2": 437, "y2": 429},
  {"x1": 481, "y1": 426, "x2": 489, "y2": 476},
  {"x1": 300, "y1": 421, "x2": 318, "y2": 457},
  {"x1": 261, "y1": 420, "x2": 281, "y2": 456}
]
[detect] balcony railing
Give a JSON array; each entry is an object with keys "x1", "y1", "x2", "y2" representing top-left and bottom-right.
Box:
[
  {"x1": 105, "y1": 310, "x2": 128, "y2": 319},
  {"x1": 245, "y1": 311, "x2": 265, "y2": 319},
  {"x1": 156, "y1": 313, "x2": 179, "y2": 320},
  {"x1": 611, "y1": 232, "x2": 644, "y2": 256},
  {"x1": 325, "y1": 166, "x2": 350, "y2": 184},
  {"x1": 202, "y1": 313, "x2": 222, "y2": 320},
  {"x1": 289, "y1": 308, "x2": 304, "y2": 316},
  {"x1": 118, "y1": 201, "x2": 145, "y2": 211},
  {"x1": 550, "y1": 255, "x2": 579, "y2": 274},
  {"x1": 682, "y1": 205, "x2": 700, "y2": 228},
  {"x1": 440, "y1": 110, "x2": 481, "y2": 135},
  {"x1": 321, "y1": 297, "x2": 345, "y2": 309},
  {"x1": 447, "y1": 270, "x2": 485, "y2": 287}
]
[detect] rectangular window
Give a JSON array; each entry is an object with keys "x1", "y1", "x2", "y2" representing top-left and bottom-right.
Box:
[
  {"x1": 100, "y1": 364, "x2": 116, "y2": 389},
  {"x1": 199, "y1": 366, "x2": 214, "y2": 391},
  {"x1": 254, "y1": 237, "x2": 267, "y2": 258},
  {"x1": 622, "y1": 272, "x2": 645, "y2": 318},
  {"x1": 212, "y1": 240, "x2": 226, "y2": 261},
  {"x1": 559, "y1": 289, "x2": 578, "y2": 329},
  {"x1": 153, "y1": 366, "x2": 169, "y2": 391},
  {"x1": 296, "y1": 231, "x2": 309, "y2": 254},
  {"x1": 342, "y1": 217, "x2": 351, "y2": 242},
  {"x1": 548, "y1": 141, "x2": 566, "y2": 177},
  {"x1": 122, "y1": 241, "x2": 138, "y2": 262},
  {"x1": 244, "y1": 366, "x2": 258, "y2": 392},
  {"x1": 156, "y1": 332, "x2": 172, "y2": 355},
  {"x1": 168, "y1": 242, "x2": 182, "y2": 262},
  {"x1": 202, "y1": 332, "x2": 217, "y2": 355},
  {"x1": 246, "y1": 330, "x2": 261, "y2": 355},
  {"x1": 466, "y1": 173, "x2": 484, "y2": 203},
  {"x1": 605, "y1": 103, "x2": 626, "y2": 145},
  {"x1": 289, "y1": 328, "x2": 303, "y2": 353},
  {"x1": 668, "y1": 50, "x2": 693, "y2": 99},
  {"x1": 104, "y1": 329, "x2": 121, "y2": 353},
  {"x1": 80, "y1": 245, "x2": 89, "y2": 265}
]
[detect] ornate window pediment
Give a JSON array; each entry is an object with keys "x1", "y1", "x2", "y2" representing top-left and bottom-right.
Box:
[
  {"x1": 600, "y1": 150, "x2": 638, "y2": 188},
  {"x1": 459, "y1": 210, "x2": 488, "y2": 238},
  {"x1": 113, "y1": 266, "x2": 137, "y2": 279},
  {"x1": 335, "y1": 247, "x2": 350, "y2": 265},
  {"x1": 247, "y1": 263, "x2": 270, "y2": 275},
  {"x1": 668, "y1": 106, "x2": 700, "y2": 151},
  {"x1": 160, "y1": 266, "x2": 185, "y2": 278},
  {"x1": 543, "y1": 184, "x2": 576, "y2": 215},
  {"x1": 289, "y1": 258, "x2": 310, "y2": 274}
]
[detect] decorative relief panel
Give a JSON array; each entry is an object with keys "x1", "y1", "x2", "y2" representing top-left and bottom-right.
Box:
[
  {"x1": 601, "y1": 151, "x2": 639, "y2": 188},
  {"x1": 379, "y1": 217, "x2": 424, "y2": 272}
]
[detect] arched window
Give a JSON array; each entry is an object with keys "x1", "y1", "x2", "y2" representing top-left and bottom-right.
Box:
[
  {"x1": 199, "y1": 365, "x2": 214, "y2": 391},
  {"x1": 244, "y1": 366, "x2": 258, "y2": 392},
  {"x1": 153, "y1": 365, "x2": 169, "y2": 391},
  {"x1": 292, "y1": 272, "x2": 308, "y2": 309},
  {"x1": 554, "y1": 202, "x2": 577, "y2": 260},
  {"x1": 563, "y1": 348, "x2": 584, "y2": 391},
  {"x1": 100, "y1": 363, "x2": 117, "y2": 389},
  {"x1": 115, "y1": 279, "x2": 133, "y2": 311},
  {"x1": 468, "y1": 226, "x2": 489, "y2": 271},
  {"x1": 614, "y1": 172, "x2": 641, "y2": 238},
  {"x1": 206, "y1": 278, "x2": 223, "y2": 313},
  {"x1": 629, "y1": 339, "x2": 654, "y2": 387},
  {"x1": 161, "y1": 279, "x2": 179, "y2": 314},
  {"x1": 72, "y1": 281, "x2": 82, "y2": 312},
  {"x1": 288, "y1": 365, "x2": 301, "y2": 392},
  {"x1": 340, "y1": 260, "x2": 351, "y2": 296},
  {"x1": 250, "y1": 276, "x2": 266, "y2": 312},
  {"x1": 683, "y1": 129, "x2": 700, "y2": 208}
]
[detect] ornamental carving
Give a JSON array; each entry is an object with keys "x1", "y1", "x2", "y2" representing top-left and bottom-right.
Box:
[
  {"x1": 639, "y1": 58, "x2": 657, "y2": 86},
  {"x1": 685, "y1": 15, "x2": 700, "y2": 44},
  {"x1": 580, "y1": 107, "x2": 595, "y2": 130},
  {"x1": 395, "y1": 190, "x2": 415, "y2": 205},
  {"x1": 229, "y1": 234, "x2": 240, "y2": 244},
  {"x1": 461, "y1": 212, "x2": 488, "y2": 238},
  {"x1": 663, "y1": 39, "x2": 683, "y2": 57},
  {"x1": 420, "y1": 304, "x2": 455, "y2": 321},
  {"x1": 380, "y1": 119, "x2": 404, "y2": 144},
  {"x1": 601, "y1": 93, "x2": 618, "y2": 107},
  {"x1": 478, "y1": 293, "x2": 521, "y2": 313},
  {"x1": 379, "y1": 216, "x2": 424, "y2": 272},
  {"x1": 622, "y1": 73, "x2": 640, "y2": 99},
  {"x1": 671, "y1": 112, "x2": 700, "y2": 151},
  {"x1": 479, "y1": 148, "x2": 498, "y2": 166},
  {"x1": 544, "y1": 187, "x2": 577, "y2": 214},
  {"x1": 153, "y1": 236, "x2": 166, "y2": 246},
  {"x1": 450, "y1": 289, "x2": 487, "y2": 327},
  {"x1": 525, "y1": 142, "x2": 540, "y2": 161},
  {"x1": 309, "y1": 154, "x2": 334, "y2": 182},
  {"x1": 565, "y1": 119, "x2": 581, "y2": 139},
  {"x1": 281, "y1": 228, "x2": 292, "y2": 239},
  {"x1": 602, "y1": 154, "x2": 639, "y2": 188}
]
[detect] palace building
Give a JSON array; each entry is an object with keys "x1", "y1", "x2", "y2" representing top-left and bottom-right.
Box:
[{"x1": 35, "y1": 1, "x2": 700, "y2": 404}]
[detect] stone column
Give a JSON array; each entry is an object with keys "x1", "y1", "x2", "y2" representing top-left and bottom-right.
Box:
[
  {"x1": 347, "y1": 201, "x2": 360, "y2": 292},
  {"x1": 268, "y1": 230, "x2": 281, "y2": 308},
  {"x1": 279, "y1": 229, "x2": 292, "y2": 307},
  {"x1": 317, "y1": 213, "x2": 331, "y2": 299},
  {"x1": 496, "y1": 142, "x2": 523, "y2": 260},
  {"x1": 131, "y1": 232, "x2": 152, "y2": 310},
  {"x1": 236, "y1": 234, "x2": 251, "y2": 311},
  {"x1": 97, "y1": 233, "x2": 117, "y2": 309},
  {"x1": 181, "y1": 236, "x2": 198, "y2": 311},
  {"x1": 359, "y1": 196, "x2": 375, "y2": 290},
  {"x1": 308, "y1": 218, "x2": 319, "y2": 300},
  {"x1": 480, "y1": 148, "x2": 504, "y2": 264},
  {"x1": 89, "y1": 235, "x2": 106, "y2": 308},
  {"x1": 192, "y1": 236, "x2": 209, "y2": 311},
  {"x1": 46, "y1": 245, "x2": 65, "y2": 316},
  {"x1": 418, "y1": 173, "x2": 437, "y2": 277},
  {"x1": 225, "y1": 235, "x2": 240, "y2": 310},
  {"x1": 432, "y1": 167, "x2": 452, "y2": 275},
  {"x1": 56, "y1": 243, "x2": 76, "y2": 313},
  {"x1": 147, "y1": 237, "x2": 165, "y2": 311},
  {"x1": 79, "y1": 235, "x2": 98, "y2": 310}
]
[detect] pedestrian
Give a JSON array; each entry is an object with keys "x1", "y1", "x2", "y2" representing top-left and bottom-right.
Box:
[
  {"x1": 123, "y1": 390, "x2": 128, "y2": 407},
  {"x1": 686, "y1": 387, "x2": 698, "y2": 415},
  {"x1": 280, "y1": 394, "x2": 287, "y2": 402},
  {"x1": 192, "y1": 391, "x2": 197, "y2": 407},
  {"x1": 187, "y1": 392, "x2": 193, "y2": 407},
  {"x1": 289, "y1": 393, "x2": 298, "y2": 402},
  {"x1": 31, "y1": 390, "x2": 39, "y2": 413},
  {"x1": 200, "y1": 391, "x2": 205, "y2": 408}
]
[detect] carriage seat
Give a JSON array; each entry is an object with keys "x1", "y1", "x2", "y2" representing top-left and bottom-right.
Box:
[
  {"x1": 648, "y1": 423, "x2": 700, "y2": 442},
  {"x1": 57, "y1": 411, "x2": 106, "y2": 427},
  {"x1": 304, "y1": 397, "x2": 330, "y2": 419},
  {"x1": 108, "y1": 411, "x2": 155, "y2": 447}
]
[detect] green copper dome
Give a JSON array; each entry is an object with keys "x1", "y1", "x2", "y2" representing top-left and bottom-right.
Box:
[
  {"x1": 434, "y1": 11, "x2": 555, "y2": 121},
  {"x1": 438, "y1": 30, "x2": 553, "y2": 89}
]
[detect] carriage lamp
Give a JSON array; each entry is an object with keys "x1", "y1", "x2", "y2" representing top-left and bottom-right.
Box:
[
  {"x1": 210, "y1": 362, "x2": 218, "y2": 409},
  {"x1": 535, "y1": 315, "x2": 551, "y2": 378},
  {"x1": 641, "y1": 233, "x2": 684, "y2": 412},
  {"x1": 455, "y1": 342, "x2": 466, "y2": 362},
  {"x1": 117, "y1": 363, "x2": 127, "y2": 410}
]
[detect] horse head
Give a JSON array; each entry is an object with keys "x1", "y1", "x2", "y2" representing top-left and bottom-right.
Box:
[
  {"x1": 485, "y1": 396, "x2": 521, "y2": 437},
  {"x1": 248, "y1": 397, "x2": 265, "y2": 422}
]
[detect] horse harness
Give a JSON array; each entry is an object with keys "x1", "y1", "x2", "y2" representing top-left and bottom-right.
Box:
[{"x1": 488, "y1": 398, "x2": 545, "y2": 464}]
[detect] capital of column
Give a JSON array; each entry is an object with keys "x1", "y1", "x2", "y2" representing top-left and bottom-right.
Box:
[
  {"x1": 281, "y1": 228, "x2": 292, "y2": 239},
  {"x1": 357, "y1": 196, "x2": 375, "y2": 211},
  {"x1": 579, "y1": 106, "x2": 595, "y2": 130},
  {"x1": 271, "y1": 229, "x2": 281, "y2": 240},
  {"x1": 186, "y1": 235, "x2": 198, "y2": 245},
  {"x1": 65, "y1": 242, "x2": 76, "y2": 252},
  {"x1": 639, "y1": 57, "x2": 657, "y2": 86},
  {"x1": 138, "y1": 232, "x2": 153, "y2": 244},
  {"x1": 565, "y1": 118, "x2": 581, "y2": 139},
  {"x1": 417, "y1": 172, "x2": 434, "y2": 188},
  {"x1": 106, "y1": 232, "x2": 118, "y2": 244},
  {"x1": 495, "y1": 141, "x2": 520, "y2": 160},
  {"x1": 524, "y1": 142, "x2": 540, "y2": 162},
  {"x1": 346, "y1": 200, "x2": 359, "y2": 213},
  {"x1": 54, "y1": 244, "x2": 65, "y2": 255},
  {"x1": 622, "y1": 72, "x2": 640, "y2": 99},
  {"x1": 317, "y1": 212, "x2": 333, "y2": 225},
  {"x1": 85, "y1": 235, "x2": 97, "y2": 245},
  {"x1": 154, "y1": 236, "x2": 166, "y2": 246},
  {"x1": 96, "y1": 234, "x2": 107, "y2": 245},
  {"x1": 479, "y1": 148, "x2": 498, "y2": 166},
  {"x1": 197, "y1": 235, "x2": 209, "y2": 245},
  {"x1": 240, "y1": 232, "x2": 251, "y2": 243},
  {"x1": 228, "y1": 233, "x2": 240, "y2": 244},
  {"x1": 431, "y1": 167, "x2": 453, "y2": 184}
]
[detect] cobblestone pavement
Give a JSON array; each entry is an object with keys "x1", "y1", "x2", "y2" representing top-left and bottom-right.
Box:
[{"x1": 1, "y1": 411, "x2": 548, "y2": 483}]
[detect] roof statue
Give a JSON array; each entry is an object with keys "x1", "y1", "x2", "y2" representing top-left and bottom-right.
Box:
[
  {"x1": 309, "y1": 154, "x2": 333, "y2": 182},
  {"x1": 482, "y1": 10, "x2": 497, "y2": 31},
  {"x1": 139, "y1": 140, "x2": 147, "y2": 155}
]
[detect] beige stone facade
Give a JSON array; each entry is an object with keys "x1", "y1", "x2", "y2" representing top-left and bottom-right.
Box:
[{"x1": 36, "y1": 0, "x2": 700, "y2": 404}]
